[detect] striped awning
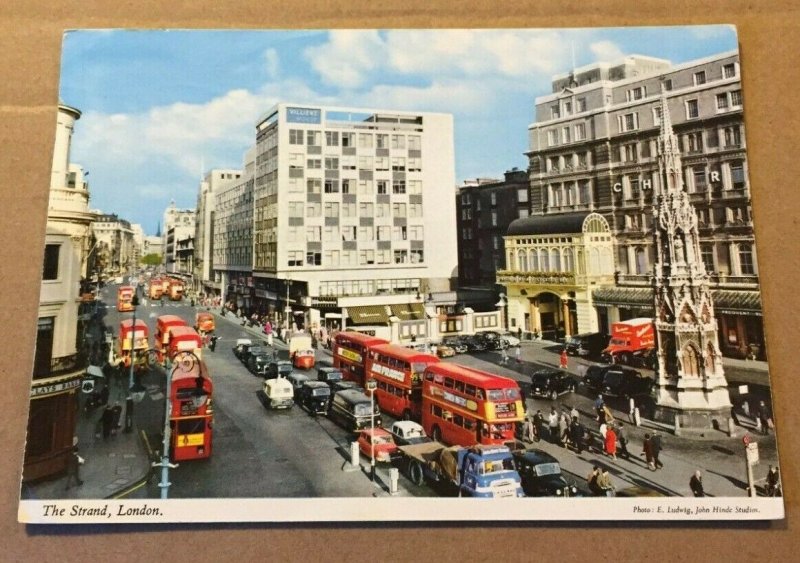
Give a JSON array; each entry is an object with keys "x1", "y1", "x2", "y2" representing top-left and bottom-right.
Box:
[
  {"x1": 389, "y1": 303, "x2": 426, "y2": 321},
  {"x1": 347, "y1": 305, "x2": 390, "y2": 325},
  {"x1": 592, "y1": 287, "x2": 762, "y2": 316}
]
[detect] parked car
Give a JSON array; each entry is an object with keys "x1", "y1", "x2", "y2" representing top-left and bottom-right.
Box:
[
  {"x1": 500, "y1": 333, "x2": 521, "y2": 347},
  {"x1": 263, "y1": 377, "x2": 294, "y2": 409},
  {"x1": 297, "y1": 381, "x2": 331, "y2": 415},
  {"x1": 357, "y1": 428, "x2": 399, "y2": 463},
  {"x1": 478, "y1": 331, "x2": 510, "y2": 350},
  {"x1": 512, "y1": 449, "x2": 581, "y2": 497},
  {"x1": 232, "y1": 338, "x2": 252, "y2": 360},
  {"x1": 317, "y1": 366, "x2": 344, "y2": 388},
  {"x1": 265, "y1": 360, "x2": 294, "y2": 380},
  {"x1": 389, "y1": 421, "x2": 431, "y2": 446},
  {"x1": 442, "y1": 337, "x2": 469, "y2": 354},
  {"x1": 435, "y1": 344, "x2": 456, "y2": 358},
  {"x1": 564, "y1": 332, "x2": 609, "y2": 358},
  {"x1": 632, "y1": 347, "x2": 657, "y2": 370},
  {"x1": 463, "y1": 335, "x2": 488, "y2": 353},
  {"x1": 601, "y1": 366, "x2": 654, "y2": 399},
  {"x1": 582, "y1": 364, "x2": 610, "y2": 392},
  {"x1": 529, "y1": 369, "x2": 579, "y2": 400}
]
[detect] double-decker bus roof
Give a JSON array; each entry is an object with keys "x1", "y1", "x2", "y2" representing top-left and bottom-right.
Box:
[
  {"x1": 169, "y1": 325, "x2": 202, "y2": 339},
  {"x1": 157, "y1": 314, "x2": 185, "y2": 325},
  {"x1": 335, "y1": 331, "x2": 388, "y2": 347},
  {"x1": 120, "y1": 319, "x2": 148, "y2": 331},
  {"x1": 426, "y1": 362, "x2": 518, "y2": 388},
  {"x1": 171, "y1": 359, "x2": 212, "y2": 385},
  {"x1": 370, "y1": 344, "x2": 439, "y2": 363}
]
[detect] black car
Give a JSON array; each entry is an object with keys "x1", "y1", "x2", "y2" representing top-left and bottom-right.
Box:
[
  {"x1": 529, "y1": 369, "x2": 579, "y2": 400},
  {"x1": 317, "y1": 366, "x2": 344, "y2": 387},
  {"x1": 248, "y1": 351, "x2": 273, "y2": 376},
  {"x1": 601, "y1": 366, "x2": 654, "y2": 399},
  {"x1": 582, "y1": 364, "x2": 611, "y2": 392},
  {"x1": 242, "y1": 346, "x2": 269, "y2": 369},
  {"x1": 463, "y1": 335, "x2": 488, "y2": 353},
  {"x1": 234, "y1": 342, "x2": 253, "y2": 361},
  {"x1": 564, "y1": 332, "x2": 609, "y2": 358},
  {"x1": 512, "y1": 449, "x2": 581, "y2": 497},
  {"x1": 265, "y1": 360, "x2": 294, "y2": 380},
  {"x1": 297, "y1": 381, "x2": 331, "y2": 415},
  {"x1": 331, "y1": 380, "x2": 361, "y2": 394},
  {"x1": 477, "y1": 331, "x2": 509, "y2": 350},
  {"x1": 632, "y1": 347, "x2": 657, "y2": 370}
]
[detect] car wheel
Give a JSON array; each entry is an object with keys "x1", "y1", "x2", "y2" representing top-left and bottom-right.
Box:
[
  {"x1": 408, "y1": 460, "x2": 425, "y2": 486},
  {"x1": 432, "y1": 425, "x2": 442, "y2": 443},
  {"x1": 550, "y1": 390, "x2": 558, "y2": 401}
]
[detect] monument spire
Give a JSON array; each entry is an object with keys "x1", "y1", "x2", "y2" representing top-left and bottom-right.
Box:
[{"x1": 651, "y1": 88, "x2": 731, "y2": 433}]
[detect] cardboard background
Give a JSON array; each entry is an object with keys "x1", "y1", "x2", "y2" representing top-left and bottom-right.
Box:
[{"x1": 1, "y1": 1, "x2": 797, "y2": 559}]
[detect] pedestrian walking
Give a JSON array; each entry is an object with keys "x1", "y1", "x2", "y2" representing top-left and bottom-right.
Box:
[
  {"x1": 587, "y1": 466, "x2": 602, "y2": 496},
  {"x1": 110, "y1": 401, "x2": 123, "y2": 437},
  {"x1": 766, "y1": 465, "x2": 781, "y2": 497},
  {"x1": 559, "y1": 348, "x2": 568, "y2": 370},
  {"x1": 597, "y1": 468, "x2": 615, "y2": 497},
  {"x1": 533, "y1": 410, "x2": 545, "y2": 441},
  {"x1": 569, "y1": 416, "x2": 585, "y2": 454},
  {"x1": 642, "y1": 433, "x2": 655, "y2": 470},
  {"x1": 209, "y1": 335, "x2": 218, "y2": 352},
  {"x1": 559, "y1": 413, "x2": 570, "y2": 446},
  {"x1": 690, "y1": 470, "x2": 705, "y2": 497},
  {"x1": 616, "y1": 422, "x2": 630, "y2": 460},
  {"x1": 548, "y1": 407, "x2": 560, "y2": 444},
  {"x1": 570, "y1": 405, "x2": 579, "y2": 422},
  {"x1": 523, "y1": 416, "x2": 536, "y2": 443},
  {"x1": 515, "y1": 345, "x2": 522, "y2": 364},
  {"x1": 651, "y1": 431, "x2": 664, "y2": 469},
  {"x1": 594, "y1": 395, "x2": 605, "y2": 421},
  {"x1": 101, "y1": 404, "x2": 114, "y2": 439},
  {"x1": 499, "y1": 347, "x2": 509, "y2": 365},
  {"x1": 757, "y1": 400, "x2": 773, "y2": 435},
  {"x1": 64, "y1": 446, "x2": 84, "y2": 490},
  {"x1": 604, "y1": 424, "x2": 617, "y2": 460}
]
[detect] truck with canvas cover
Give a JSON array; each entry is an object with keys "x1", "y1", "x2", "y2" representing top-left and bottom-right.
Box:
[
  {"x1": 600, "y1": 318, "x2": 655, "y2": 365},
  {"x1": 396, "y1": 442, "x2": 523, "y2": 498}
]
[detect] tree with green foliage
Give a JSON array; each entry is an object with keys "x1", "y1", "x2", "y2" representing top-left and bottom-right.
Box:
[{"x1": 140, "y1": 253, "x2": 162, "y2": 266}]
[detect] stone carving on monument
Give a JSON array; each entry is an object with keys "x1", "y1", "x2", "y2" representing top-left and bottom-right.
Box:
[{"x1": 651, "y1": 90, "x2": 732, "y2": 433}]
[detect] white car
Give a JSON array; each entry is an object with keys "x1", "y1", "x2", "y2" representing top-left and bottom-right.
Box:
[
  {"x1": 389, "y1": 421, "x2": 431, "y2": 446},
  {"x1": 502, "y1": 333, "x2": 521, "y2": 347}
]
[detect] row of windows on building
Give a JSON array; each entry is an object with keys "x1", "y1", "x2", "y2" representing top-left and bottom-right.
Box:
[
  {"x1": 286, "y1": 248, "x2": 425, "y2": 268},
  {"x1": 287, "y1": 155, "x2": 423, "y2": 172},
  {"x1": 284, "y1": 224, "x2": 424, "y2": 243},
  {"x1": 285, "y1": 201, "x2": 424, "y2": 219},
  {"x1": 284, "y1": 177, "x2": 424, "y2": 196},
  {"x1": 623, "y1": 242, "x2": 756, "y2": 276},
  {"x1": 507, "y1": 246, "x2": 615, "y2": 275},
  {"x1": 459, "y1": 188, "x2": 529, "y2": 210},
  {"x1": 287, "y1": 130, "x2": 422, "y2": 151},
  {"x1": 318, "y1": 277, "x2": 418, "y2": 297},
  {"x1": 548, "y1": 62, "x2": 738, "y2": 122}
]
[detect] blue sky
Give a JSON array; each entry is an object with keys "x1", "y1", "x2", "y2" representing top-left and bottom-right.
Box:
[{"x1": 60, "y1": 27, "x2": 738, "y2": 235}]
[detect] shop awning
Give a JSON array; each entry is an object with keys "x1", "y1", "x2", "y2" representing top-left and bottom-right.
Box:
[
  {"x1": 347, "y1": 305, "x2": 390, "y2": 325},
  {"x1": 389, "y1": 303, "x2": 426, "y2": 321},
  {"x1": 592, "y1": 287, "x2": 763, "y2": 316}
]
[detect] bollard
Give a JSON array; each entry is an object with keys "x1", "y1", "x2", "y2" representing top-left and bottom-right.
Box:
[
  {"x1": 350, "y1": 441, "x2": 359, "y2": 468},
  {"x1": 674, "y1": 416, "x2": 682, "y2": 437},
  {"x1": 633, "y1": 407, "x2": 641, "y2": 427},
  {"x1": 389, "y1": 468, "x2": 399, "y2": 495}
]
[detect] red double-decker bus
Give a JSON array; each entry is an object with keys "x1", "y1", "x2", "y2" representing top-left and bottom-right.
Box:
[
  {"x1": 365, "y1": 344, "x2": 439, "y2": 421},
  {"x1": 169, "y1": 355, "x2": 213, "y2": 461},
  {"x1": 332, "y1": 331, "x2": 388, "y2": 386},
  {"x1": 421, "y1": 363, "x2": 524, "y2": 447}
]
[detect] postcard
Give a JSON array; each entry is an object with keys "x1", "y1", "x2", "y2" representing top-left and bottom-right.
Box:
[{"x1": 18, "y1": 26, "x2": 784, "y2": 523}]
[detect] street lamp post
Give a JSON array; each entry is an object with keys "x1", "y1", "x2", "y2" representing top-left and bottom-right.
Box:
[
  {"x1": 366, "y1": 379, "x2": 377, "y2": 482},
  {"x1": 424, "y1": 293, "x2": 435, "y2": 353},
  {"x1": 284, "y1": 278, "x2": 292, "y2": 338}
]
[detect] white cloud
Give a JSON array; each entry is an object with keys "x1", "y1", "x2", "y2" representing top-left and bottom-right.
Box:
[
  {"x1": 303, "y1": 30, "x2": 386, "y2": 88},
  {"x1": 589, "y1": 40, "x2": 625, "y2": 63}
]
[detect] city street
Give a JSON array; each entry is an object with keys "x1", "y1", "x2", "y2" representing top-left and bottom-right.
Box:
[{"x1": 24, "y1": 280, "x2": 779, "y2": 502}]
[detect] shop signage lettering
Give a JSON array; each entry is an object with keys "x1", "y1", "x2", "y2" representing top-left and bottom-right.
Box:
[
  {"x1": 371, "y1": 363, "x2": 405, "y2": 382},
  {"x1": 286, "y1": 107, "x2": 321, "y2": 124},
  {"x1": 31, "y1": 378, "x2": 81, "y2": 398}
]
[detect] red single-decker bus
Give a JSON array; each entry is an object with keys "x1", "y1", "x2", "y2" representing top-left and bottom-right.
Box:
[
  {"x1": 421, "y1": 363, "x2": 524, "y2": 447},
  {"x1": 169, "y1": 355, "x2": 213, "y2": 461},
  {"x1": 332, "y1": 331, "x2": 388, "y2": 386},
  {"x1": 366, "y1": 344, "x2": 439, "y2": 421}
]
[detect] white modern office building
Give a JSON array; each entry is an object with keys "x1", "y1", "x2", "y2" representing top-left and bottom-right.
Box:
[{"x1": 249, "y1": 103, "x2": 457, "y2": 337}]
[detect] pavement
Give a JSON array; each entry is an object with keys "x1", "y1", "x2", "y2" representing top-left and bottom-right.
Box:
[{"x1": 20, "y1": 306, "x2": 780, "y2": 501}]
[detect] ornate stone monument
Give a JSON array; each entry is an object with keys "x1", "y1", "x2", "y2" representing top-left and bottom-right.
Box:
[{"x1": 651, "y1": 91, "x2": 732, "y2": 432}]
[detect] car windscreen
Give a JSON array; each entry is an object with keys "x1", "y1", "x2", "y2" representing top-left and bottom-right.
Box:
[
  {"x1": 566, "y1": 337, "x2": 580, "y2": 345},
  {"x1": 479, "y1": 458, "x2": 516, "y2": 474},
  {"x1": 533, "y1": 462, "x2": 562, "y2": 477},
  {"x1": 312, "y1": 388, "x2": 330, "y2": 397}
]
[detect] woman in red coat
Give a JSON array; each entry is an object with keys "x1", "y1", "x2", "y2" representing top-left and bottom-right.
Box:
[
  {"x1": 604, "y1": 424, "x2": 618, "y2": 460},
  {"x1": 559, "y1": 349, "x2": 568, "y2": 370}
]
